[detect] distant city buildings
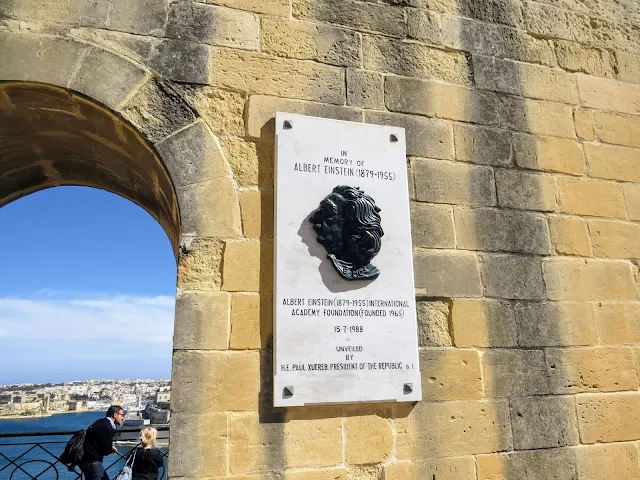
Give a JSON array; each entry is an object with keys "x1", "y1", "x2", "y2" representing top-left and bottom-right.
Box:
[{"x1": 0, "y1": 379, "x2": 171, "y2": 419}]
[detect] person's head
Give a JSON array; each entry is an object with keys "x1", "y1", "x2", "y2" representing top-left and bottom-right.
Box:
[
  {"x1": 106, "y1": 405, "x2": 125, "y2": 426},
  {"x1": 140, "y1": 427, "x2": 157, "y2": 448},
  {"x1": 310, "y1": 186, "x2": 383, "y2": 268}
]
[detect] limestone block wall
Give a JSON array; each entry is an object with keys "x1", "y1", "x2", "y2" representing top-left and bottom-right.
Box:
[{"x1": 3, "y1": 0, "x2": 640, "y2": 479}]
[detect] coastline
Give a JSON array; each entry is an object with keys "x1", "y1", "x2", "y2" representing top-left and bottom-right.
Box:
[{"x1": 0, "y1": 409, "x2": 92, "y2": 420}]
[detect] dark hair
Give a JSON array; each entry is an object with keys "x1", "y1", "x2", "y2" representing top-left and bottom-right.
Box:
[
  {"x1": 106, "y1": 405, "x2": 123, "y2": 418},
  {"x1": 311, "y1": 186, "x2": 383, "y2": 268}
]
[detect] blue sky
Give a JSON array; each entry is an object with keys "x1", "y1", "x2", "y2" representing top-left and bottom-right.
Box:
[{"x1": 0, "y1": 187, "x2": 177, "y2": 385}]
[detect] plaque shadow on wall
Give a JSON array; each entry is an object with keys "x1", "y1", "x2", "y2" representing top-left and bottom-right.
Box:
[{"x1": 297, "y1": 216, "x2": 371, "y2": 293}]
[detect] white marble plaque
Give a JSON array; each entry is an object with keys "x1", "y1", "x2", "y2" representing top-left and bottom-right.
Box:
[{"x1": 273, "y1": 113, "x2": 422, "y2": 406}]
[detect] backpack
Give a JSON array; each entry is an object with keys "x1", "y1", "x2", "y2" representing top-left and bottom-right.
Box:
[{"x1": 58, "y1": 430, "x2": 86, "y2": 470}]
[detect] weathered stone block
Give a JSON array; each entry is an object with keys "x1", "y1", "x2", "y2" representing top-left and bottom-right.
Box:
[
  {"x1": 624, "y1": 184, "x2": 640, "y2": 221},
  {"x1": 522, "y1": 1, "x2": 572, "y2": 39},
  {"x1": 513, "y1": 133, "x2": 584, "y2": 175},
  {"x1": 421, "y1": 0, "x2": 523, "y2": 26},
  {"x1": 173, "y1": 292, "x2": 230, "y2": 350},
  {"x1": 262, "y1": 17, "x2": 360, "y2": 67},
  {"x1": 406, "y1": 9, "x2": 443, "y2": 44},
  {"x1": 293, "y1": 0, "x2": 406, "y2": 37},
  {"x1": 222, "y1": 240, "x2": 273, "y2": 292},
  {"x1": 362, "y1": 36, "x2": 472, "y2": 85},
  {"x1": 285, "y1": 469, "x2": 351, "y2": 480},
  {"x1": 557, "y1": 177, "x2": 625, "y2": 218},
  {"x1": 413, "y1": 159, "x2": 495, "y2": 205},
  {"x1": 0, "y1": 32, "x2": 83, "y2": 88},
  {"x1": 543, "y1": 258, "x2": 637, "y2": 301},
  {"x1": 482, "y1": 349, "x2": 549, "y2": 397},
  {"x1": 167, "y1": 2, "x2": 259, "y2": 50},
  {"x1": 239, "y1": 189, "x2": 273, "y2": 239},
  {"x1": 589, "y1": 219, "x2": 640, "y2": 259},
  {"x1": 473, "y1": 55, "x2": 521, "y2": 95},
  {"x1": 120, "y1": 78, "x2": 197, "y2": 143},
  {"x1": 586, "y1": 143, "x2": 640, "y2": 183},
  {"x1": 207, "y1": 0, "x2": 289, "y2": 16},
  {"x1": 546, "y1": 347, "x2": 637, "y2": 394},
  {"x1": 210, "y1": 48, "x2": 345, "y2": 104},
  {"x1": 420, "y1": 348, "x2": 483, "y2": 400},
  {"x1": 495, "y1": 170, "x2": 558, "y2": 212},
  {"x1": 518, "y1": 62, "x2": 580, "y2": 104},
  {"x1": 0, "y1": 1, "x2": 108, "y2": 26},
  {"x1": 578, "y1": 74, "x2": 640, "y2": 115},
  {"x1": 70, "y1": 46, "x2": 148, "y2": 110},
  {"x1": 385, "y1": 75, "x2": 499, "y2": 125},
  {"x1": 168, "y1": 412, "x2": 227, "y2": 477},
  {"x1": 416, "y1": 300, "x2": 452, "y2": 346},
  {"x1": 230, "y1": 293, "x2": 272, "y2": 349},
  {"x1": 366, "y1": 113, "x2": 453, "y2": 159},
  {"x1": 346, "y1": 69, "x2": 384, "y2": 109},
  {"x1": 577, "y1": 393, "x2": 640, "y2": 443},
  {"x1": 574, "y1": 108, "x2": 595, "y2": 140},
  {"x1": 476, "y1": 448, "x2": 578, "y2": 480},
  {"x1": 548, "y1": 215, "x2": 592, "y2": 256},
  {"x1": 593, "y1": 111, "x2": 640, "y2": 148},
  {"x1": 595, "y1": 302, "x2": 640, "y2": 344},
  {"x1": 100, "y1": 33, "x2": 211, "y2": 84},
  {"x1": 383, "y1": 458, "x2": 476, "y2": 480},
  {"x1": 413, "y1": 250, "x2": 482, "y2": 297},
  {"x1": 481, "y1": 254, "x2": 545, "y2": 300},
  {"x1": 171, "y1": 351, "x2": 260, "y2": 413},
  {"x1": 451, "y1": 299, "x2": 517, "y2": 347},
  {"x1": 157, "y1": 120, "x2": 228, "y2": 188},
  {"x1": 220, "y1": 138, "x2": 262, "y2": 187},
  {"x1": 554, "y1": 41, "x2": 617, "y2": 77},
  {"x1": 180, "y1": 86, "x2": 245, "y2": 137},
  {"x1": 230, "y1": 412, "x2": 342, "y2": 473},
  {"x1": 177, "y1": 238, "x2": 224, "y2": 290},
  {"x1": 246, "y1": 95, "x2": 362, "y2": 139},
  {"x1": 576, "y1": 443, "x2": 640, "y2": 480},
  {"x1": 510, "y1": 396, "x2": 579, "y2": 449},
  {"x1": 453, "y1": 124, "x2": 512, "y2": 166},
  {"x1": 442, "y1": 16, "x2": 506, "y2": 56},
  {"x1": 410, "y1": 202, "x2": 455, "y2": 248},
  {"x1": 454, "y1": 207, "x2": 551, "y2": 254},
  {"x1": 177, "y1": 178, "x2": 242, "y2": 237},
  {"x1": 499, "y1": 97, "x2": 575, "y2": 138},
  {"x1": 346, "y1": 414, "x2": 393, "y2": 464},
  {"x1": 500, "y1": 27, "x2": 556, "y2": 66},
  {"x1": 396, "y1": 400, "x2": 512, "y2": 458},
  {"x1": 515, "y1": 302, "x2": 599, "y2": 347},
  {"x1": 107, "y1": 0, "x2": 169, "y2": 36},
  {"x1": 616, "y1": 50, "x2": 640, "y2": 84}
]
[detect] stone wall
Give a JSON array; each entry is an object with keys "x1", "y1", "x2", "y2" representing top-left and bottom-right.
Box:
[{"x1": 2, "y1": 0, "x2": 640, "y2": 478}]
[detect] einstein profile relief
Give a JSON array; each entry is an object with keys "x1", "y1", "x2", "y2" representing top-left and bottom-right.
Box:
[{"x1": 309, "y1": 185, "x2": 384, "y2": 280}]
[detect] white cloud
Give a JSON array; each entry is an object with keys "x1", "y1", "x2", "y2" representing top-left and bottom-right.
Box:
[{"x1": 0, "y1": 293, "x2": 175, "y2": 344}]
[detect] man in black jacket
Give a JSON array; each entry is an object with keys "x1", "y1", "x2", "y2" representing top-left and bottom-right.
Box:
[{"x1": 80, "y1": 405, "x2": 125, "y2": 480}]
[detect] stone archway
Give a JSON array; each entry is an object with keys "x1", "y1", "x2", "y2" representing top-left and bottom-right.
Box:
[
  {"x1": 0, "y1": 81, "x2": 181, "y2": 251},
  {"x1": 0, "y1": 31, "x2": 243, "y2": 478}
]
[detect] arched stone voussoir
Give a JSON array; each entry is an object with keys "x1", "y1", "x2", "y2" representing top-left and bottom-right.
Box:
[
  {"x1": 69, "y1": 45, "x2": 150, "y2": 111},
  {"x1": 158, "y1": 121, "x2": 243, "y2": 238},
  {"x1": 0, "y1": 31, "x2": 151, "y2": 111},
  {"x1": 119, "y1": 77, "x2": 198, "y2": 144},
  {"x1": 156, "y1": 120, "x2": 231, "y2": 189},
  {"x1": 0, "y1": 32, "x2": 84, "y2": 89}
]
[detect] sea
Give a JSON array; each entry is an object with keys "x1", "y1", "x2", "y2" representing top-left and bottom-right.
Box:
[{"x1": 0, "y1": 412, "x2": 168, "y2": 479}]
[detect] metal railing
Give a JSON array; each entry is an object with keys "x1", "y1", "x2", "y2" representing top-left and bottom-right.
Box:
[{"x1": 0, "y1": 427, "x2": 169, "y2": 480}]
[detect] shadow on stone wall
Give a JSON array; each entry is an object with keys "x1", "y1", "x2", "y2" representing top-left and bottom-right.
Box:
[{"x1": 453, "y1": 0, "x2": 578, "y2": 477}]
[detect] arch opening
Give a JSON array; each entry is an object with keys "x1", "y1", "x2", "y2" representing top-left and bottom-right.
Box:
[{"x1": 0, "y1": 81, "x2": 180, "y2": 255}]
